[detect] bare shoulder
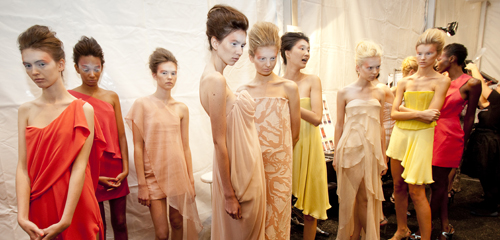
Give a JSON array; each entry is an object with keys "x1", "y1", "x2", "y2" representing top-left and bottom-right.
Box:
[
  {"x1": 280, "y1": 77, "x2": 298, "y2": 91},
  {"x1": 175, "y1": 101, "x2": 189, "y2": 113},
  {"x1": 436, "y1": 73, "x2": 451, "y2": 84},
  {"x1": 18, "y1": 101, "x2": 35, "y2": 116},
  {"x1": 203, "y1": 71, "x2": 225, "y2": 84},
  {"x1": 82, "y1": 102, "x2": 95, "y2": 114},
  {"x1": 467, "y1": 77, "x2": 481, "y2": 87}
]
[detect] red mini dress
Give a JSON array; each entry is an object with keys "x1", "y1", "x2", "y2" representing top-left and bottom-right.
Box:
[{"x1": 432, "y1": 74, "x2": 471, "y2": 168}]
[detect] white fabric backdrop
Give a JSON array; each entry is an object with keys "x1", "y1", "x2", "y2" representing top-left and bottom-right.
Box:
[
  {"x1": 0, "y1": 1, "x2": 282, "y2": 239},
  {"x1": 481, "y1": 0, "x2": 500, "y2": 79}
]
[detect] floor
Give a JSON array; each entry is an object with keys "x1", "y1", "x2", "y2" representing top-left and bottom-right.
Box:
[{"x1": 290, "y1": 174, "x2": 500, "y2": 240}]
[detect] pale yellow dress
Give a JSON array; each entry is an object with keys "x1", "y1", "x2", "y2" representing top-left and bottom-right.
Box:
[
  {"x1": 211, "y1": 90, "x2": 267, "y2": 240},
  {"x1": 254, "y1": 97, "x2": 293, "y2": 240},
  {"x1": 386, "y1": 91, "x2": 436, "y2": 185},
  {"x1": 336, "y1": 99, "x2": 386, "y2": 240},
  {"x1": 292, "y1": 98, "x2": 331, "y2": 220}
]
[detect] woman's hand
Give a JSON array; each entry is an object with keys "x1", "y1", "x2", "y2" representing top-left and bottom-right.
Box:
[
  {"x1": 98, "y1": 176, "x2": 120, "y2": 191},
  {"x1": 418, "y1": 109, "x2": 440, "y2": 123},
  {"x1": 138, "y1": 184, "x2": 150, "y2": 207},
  {"x1": 332, "y1": 155, "x2": 337, "y2": 171},
  {"x1": 115, "y1": 172, "x2": 128, "y2": 185},
  {"x1": 19, "y1": 219, "x2": 44, "y2": 240},
  {"x1": 225, "y1": 195, "x2": 242, "y2": 220},
  {"x1": 40, "y1": 221, "x2": 69, "y2": 239}
]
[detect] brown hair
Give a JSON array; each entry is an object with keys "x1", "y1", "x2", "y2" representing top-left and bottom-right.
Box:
[
  {"x1": 148, "y1": 48, "x2": 177, "y2": 74},
  {"x1": 73, "y1": 36, "x2": 105, "y2": 66},
  {"x1": 17, "y1": 25, "x2": 65, "y2": 62},
  {"x1": 416, "y1": 28, "x2": 446, "y2": 55},
  {"x1": 206, "y1": 4, "x2": 249, "y2": 50},
  {"x1": 280, "y1": 32, "x2": 309, "y2": 65},
  {"x1": 401, "y1": 56, "x2": 418, "y2": 77},
  {"x1": 248, "y1": 22, "x2": 280, "y2": 57}
]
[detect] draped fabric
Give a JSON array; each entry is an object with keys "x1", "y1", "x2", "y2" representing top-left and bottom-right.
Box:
[{"x1": 26, "y1": 99, "x2": 104, "y2": 240}]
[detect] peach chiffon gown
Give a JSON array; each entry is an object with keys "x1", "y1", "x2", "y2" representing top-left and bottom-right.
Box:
[
  {"x1": 254, "y1": 97, "x2": 293, "y2": 240},
  {"x1": 211, "y1": 90, "x2": 267, "y2": 240}
]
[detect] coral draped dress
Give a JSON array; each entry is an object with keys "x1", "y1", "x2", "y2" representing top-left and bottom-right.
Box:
[
  {"x1": 69, "y1": 90, "x2": 130, "y2": 201},
  {"x1": 26, "y1": 99, "x2": 104, "y2": 239}
]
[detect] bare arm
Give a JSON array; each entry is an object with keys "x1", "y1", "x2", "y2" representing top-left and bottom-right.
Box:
[
  {"x1": 333, "y1": 90, "x2": 346, "y2": 171},
  {"x1": 466, "y1": 63, "x2": 492, "y2": 99},
  {"x1": 16, "y1": 104, "x2": 44, "y2": 239},
  {"x1": 463, "y1": 78, "x2": 482, "y2": 145},
  {"x1": 111, "y1": 93, "x2": 129, "y2": 185},
  {"x1": 300, "y1": 76, "x2": 323, "y2": 126},
  {"x1": 390, "y1": 78, "x2": 441, "y2": 122},
  {"x1": 207, "y1": 75, "x2": 241, "y2": 219},
  {"x1": 131, "y1": 100, "x2": 150, "y2": 207},
  {"x1": 377, "y1": 89, "x2": 387, "y2": 175},
  {"x1": 285, "y1": 81, "x2": 301, "y2": 146},
  {"x1": 179, "y1": 103, "x2": 195, "y2": 193}
]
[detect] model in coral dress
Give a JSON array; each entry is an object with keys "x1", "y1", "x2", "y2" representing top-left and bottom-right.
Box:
[
  {"x1": 69, "y1": 90, "x2": 130, "y2": 201},
  {"x1": 126, "y1": 95, "x2": 202, "y2": 239},
  {"x1": 26, "y1": 99, "x2": 104, "y2": 239},
  {"x1": 254, "y1": 97, "x2": 293, "y2": 240},
  {"x1": 335, "y1": 99, "x2": 386, "y2": 239},
  {"x1": 211, "y1": 90, "x2": 267, "y2": 240},
  {"x1": 432, "y1": 74, "x2": 471, "y2": 168}
]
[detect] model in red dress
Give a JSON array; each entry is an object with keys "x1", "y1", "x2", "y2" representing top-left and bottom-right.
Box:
[
  {"x1": 429, "y1": 43, "x2": 481, "y2": 240},
  {"x1": 70, "y1": 36, "x2": 130, "y2": 239},
  {"x1": 16, "y1": 24, "x2": 103, "y2": 240}
]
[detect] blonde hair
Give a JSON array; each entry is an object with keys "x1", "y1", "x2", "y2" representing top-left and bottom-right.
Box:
[
  {"x1": 401, "y1": 56, "x2": 418, "y2": 77},
  {"x1": 415, "y1": 28, "x2": 446, "y2": 55},
  {"x1": 248, "y1": 22, "x2": 280, "y2": 56},
  {"x1": 355, "y1": 40, "x2": 383, "y2": 66}
]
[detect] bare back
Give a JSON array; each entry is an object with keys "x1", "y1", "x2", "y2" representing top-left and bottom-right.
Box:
[{"x1": 200, "y1": 71, "x2": 236, "y2": 116}]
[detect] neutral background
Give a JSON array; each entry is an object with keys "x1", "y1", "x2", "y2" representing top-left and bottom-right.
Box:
[{"x1": 0, "y1": 0, "x2": 497, "y2": 239}]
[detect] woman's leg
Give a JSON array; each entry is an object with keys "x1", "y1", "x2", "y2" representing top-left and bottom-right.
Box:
[
  {"x1": 169, "y1": 205, "x2": 183, "y2": 240},
  {"x1": 303, "y1": 214, "x2": 317, "y2": 240},
  {"x1": 391, "y1": 159, "x2": 409, "y2": 235},
  {"x1": 430, "y1": 166, "x2": 452, "y2": 235},
  {"x1": 109, "y1": 196, "x2": 128, "y2": 240},
  {"x1": 150, "y1": 199, "x2": 169, "y2": 240},
  {"x1": 98, "y1": 201, "x2": 106, "y2": 238},
  {"x1": 408, "y1": 184, "x2": 431, "y2": 240},
  {"x1": 352, "y1": 178, "x2": 368, "y2": 240}
]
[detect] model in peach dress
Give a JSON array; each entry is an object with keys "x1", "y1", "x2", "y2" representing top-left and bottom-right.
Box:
[
  {"x1": 211, "y1": 90, "x2": 267, "y2": 240},
  {"x1": 254, "y1": 97, "x2": 294, "y2": 239},
  {"x1": 126, "y1": 95, "x2": 202, "y2": 239}
]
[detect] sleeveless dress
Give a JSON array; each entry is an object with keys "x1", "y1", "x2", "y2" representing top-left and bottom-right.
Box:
[
  {"x1": 69, "y1": 90, "x2": 130, "y2": 202},
  {"x1": 26, "y1": 99, "x2": 104, "y2": 239},
  {"x1": 254, "y1": 97, "x2": 293, "y2": 240},
  {"x1": 292, "y1": 97, "x2": 331, "y2": 220},
  {"x1": 383, "y1": 102, "x2": 395, "y2": 148},
  {"x1": 335, "y1": 99, "x2": 386, "y2": 240},
  {"x1": 386, "y1": 91, "x2": 436, "y2": 185},
  {"x1": 432, "y1": 74, "x2": 470, "y2": 168},
  {"x1": 125, "y1": 95, "x2": 202, "y2": 239},
  {"x1": 211, "y1": 90, "x2": 266, "y2": 240}
]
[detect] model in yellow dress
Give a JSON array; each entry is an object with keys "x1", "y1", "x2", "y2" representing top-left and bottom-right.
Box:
[{"x1": 292, "y1": 98, "x2": 331, "y2": 220}]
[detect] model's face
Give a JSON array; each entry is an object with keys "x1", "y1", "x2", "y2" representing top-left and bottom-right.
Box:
[
  {"x1": 214, "y1": 29, "x2": 246, "y2": 66},
  {"x1": 356, "y1": 56, "x2": 381, "y2": 81},
  {"x1": 287, "y1": 39, "x2": 310, "y2": 68},
  {"x1": 416, "y1": 44, "x2": 439, "y2": 69},
  {"x1": 436, "y1": 51, "x2": 451, "y2": 73},
  {"x1": 250, "y1": 46, "x2": 278, "y2": 76},
  {"x1": 21, "y1": 48, "x2": 64, "y2": 89},
  {"x1": 153, "y1": 61, "x2": 177, "y2": 90},
  {"x1": 75, "y1": 55, "x2": 102, "y2": 87}
]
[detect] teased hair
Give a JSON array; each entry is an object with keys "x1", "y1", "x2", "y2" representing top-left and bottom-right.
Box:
[
  {"x1": 73, "y1": 36, "x2": 105, "y2": 66},
  {"x1": 248, "y1": 21, "x2": 280, "y2": 57},
  {"x1": 416, "y1": 28, "x2": 446, "y2": 55},
  {"x1": 206, "y1": 4, "x2": 249, "y2": 50},
  {"x1": 149, "y1": 48, "x2": 178, "y2": 74},
  {"x1": 18, "y1": 25, "x2": 65, "y2": 62},
  {"x1": 401, "y1": 56, "x2": 418, "y2": 77},
  {"x1": 355, "y1": 40, "x2": 383, "y2": 67}
]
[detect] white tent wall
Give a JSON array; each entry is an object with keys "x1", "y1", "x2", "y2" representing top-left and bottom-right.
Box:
[
  {"x1": 296, "y1": 0, "x2": 427, "y2": 137},
  {"x1": 434, "y1": 0, "x2": 483, "y2": 64},
  {"x1": 481, "y1": 0, "x2": 500, "y2": 80},
  {"x1": 0, "y1": 0, "x2": 283, "y2": 239}
]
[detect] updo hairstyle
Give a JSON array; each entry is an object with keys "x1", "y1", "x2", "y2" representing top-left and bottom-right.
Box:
[
  {"x1": 206, "y1": 4, "x2": 249, "y2": 50},
  {"x1": 248, "y1": 21, "x2": 280, "y2": 57},
  {"x1": 18, "y1": 25, "x2": 65, "y2": 62},
  {"x1": 148, "y1": 47, "x2": 177, "y2": 74},
  {"x1": 416, "y1": 28, "x2": 446, "y2": 56},
  {"x1": 73, "y1": 36, "x2": 105, "y2": 66},
  {"x1": 354, "y1": 40, "x2": 383, "y2": 67}
]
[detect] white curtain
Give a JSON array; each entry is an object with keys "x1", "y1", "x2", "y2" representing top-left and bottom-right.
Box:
[
  {"x1": 481, "y1": 0, "x2": 500, "y2": 79},
  {"x1": 0, "y1": 1, "x2": 282, "y2": 239}
]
